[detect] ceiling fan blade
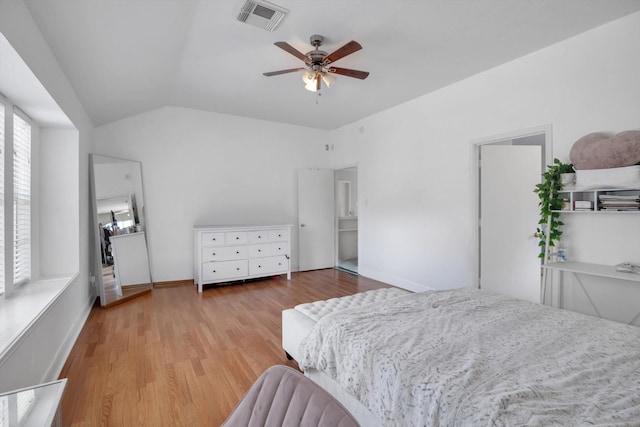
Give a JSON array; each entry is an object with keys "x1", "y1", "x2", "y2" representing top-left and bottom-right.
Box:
[
  {"x1": 274, "y1": 41, "x2": 308, "y2": 61},
  {"x1": 316, "y1": 73, "x2": 321, "y2": 91},
  {"x1": 327, "y1": 67, "x2": 370, "y2": 80},
  {"x1": 323, "y1": 40, "x2": 362, "y2": 65},
  {"x1": 263, "y1": 68, "x2": 305, "y2": 77}
]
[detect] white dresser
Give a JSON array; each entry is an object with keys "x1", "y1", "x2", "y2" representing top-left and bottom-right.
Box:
[{"x1": 193, "y1": 225, "x2": 292, "y2": 292}]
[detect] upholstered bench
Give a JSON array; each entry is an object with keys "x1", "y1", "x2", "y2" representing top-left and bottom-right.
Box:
[{"x1": 282, "y1": 287, "x2": 411, "y2": 362}]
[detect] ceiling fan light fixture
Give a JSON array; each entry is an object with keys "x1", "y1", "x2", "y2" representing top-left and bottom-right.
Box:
[
  {"x1": 322, "y1": 73, "x2": 336, "y2": 88},
  {"x1": 301, "y1": 69, "x2": 315, "y2": 84},
  {"x1": 304, "y1": 79, "x2": 318, "y2": 92}
]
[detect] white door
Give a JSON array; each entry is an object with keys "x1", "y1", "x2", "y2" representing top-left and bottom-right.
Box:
[
  {"x1": 298, "y1": 168, "x2": 335, "y2": 271},
  {"x1": 480, "y1": 144, "x2": 541, "y2": 303}
]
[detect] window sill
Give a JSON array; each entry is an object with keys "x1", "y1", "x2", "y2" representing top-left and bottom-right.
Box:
[{"x1": 0, "y1": 273, "x2": 79, "y2": 361}]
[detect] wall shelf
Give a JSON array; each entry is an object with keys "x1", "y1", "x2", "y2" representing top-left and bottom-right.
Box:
[{"x1": 553, "y1": 187, "x2": 640, "y2": 213}]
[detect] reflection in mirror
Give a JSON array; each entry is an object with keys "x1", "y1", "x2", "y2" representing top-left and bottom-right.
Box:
[
  {"x1": 337, "y1": 181, "x2": 352, "y2": 217},
  {"x1": 90, "y1": 154, "x2": 152, "y2": 307}
]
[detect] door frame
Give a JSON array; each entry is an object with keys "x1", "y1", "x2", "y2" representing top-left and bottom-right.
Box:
[
  {"x1": 473, "y1": 124, "x2": 552, "y2": 292},
  {"x1": 333, "y1": 163, "x2": 358, "y2": 272}
]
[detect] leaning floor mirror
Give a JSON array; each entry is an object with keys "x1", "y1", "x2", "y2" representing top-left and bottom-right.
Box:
[{"x1": 90, "y1": 154, "x2": 152, "y2": 307}]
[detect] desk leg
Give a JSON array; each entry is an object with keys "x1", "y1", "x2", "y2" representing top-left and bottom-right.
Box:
[{"x1": 573, "y1": 273, "x2": 602, "y2": 318}]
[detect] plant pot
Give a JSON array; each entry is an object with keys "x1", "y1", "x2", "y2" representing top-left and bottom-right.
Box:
[{"x1": 560, "y1": 172, "x2": 576, "y2": 187}]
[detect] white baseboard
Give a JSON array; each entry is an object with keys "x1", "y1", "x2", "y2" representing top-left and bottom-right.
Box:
[
  {"x1": 358, "y1": 267, "x2": 435, "y2": 293},
  {"x1": 44, "y1": 282, "x2": 96, "y2": 382}
]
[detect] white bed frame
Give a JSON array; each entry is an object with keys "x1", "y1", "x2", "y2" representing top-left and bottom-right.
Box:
[
  {"x1": 305, "y1": 368, "x2": 381, "y2": 426},
  {"x1": 281, "y1": 287, "x2": 410, "y2": 425}
]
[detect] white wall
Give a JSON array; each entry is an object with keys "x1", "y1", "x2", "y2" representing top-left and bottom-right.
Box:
[
  {"x1": 0, "y1": 0, "x2": 94, "y2": 390},
  {"x1": 330, "y1": 12, "x2": 640, "y2": 297},
  {"x1": 94, "y1": 106, "x2": 330, "y2": 282},
  {"x1": 39, "y1": 128, "x2": 80, "y2": 276}
]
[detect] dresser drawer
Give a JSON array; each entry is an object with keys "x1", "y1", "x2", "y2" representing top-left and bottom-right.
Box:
[
  {"x1": 249, "y1": 243, "x2": 288, "y2": 258},
  {"x1": 249, "y1": 255, "x2": 289, "y2": 276},
  {"x1": 202, "y1": 246, "x2": 247, "y2": 262},
  {"x1": 226, "y1": 231, "x2": 247, "y2": 244},
  {"x1": 269, "y1": 228, "x2": 289, "y2": 242},
  {"x1": 248, "y1": 230, "x2": 270, "y2": 244},
  {"x1": 201, "y1": 232, "x2": 225, "y2": 246},
  {"x1": 202, "y1": 260, "x2": 248, "y2": 282}
]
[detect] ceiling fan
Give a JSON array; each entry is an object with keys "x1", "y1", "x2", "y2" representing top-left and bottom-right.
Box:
[{"x1": 263, "y1": 34, "x2": 369, "y2": 92}]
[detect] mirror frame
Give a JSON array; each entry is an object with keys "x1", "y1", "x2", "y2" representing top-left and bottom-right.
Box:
[{"x1": 90, "y1": 154, "x2": 152, "y2": 307}]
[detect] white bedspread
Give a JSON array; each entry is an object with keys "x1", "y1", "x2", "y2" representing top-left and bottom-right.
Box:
[{"x1": 299, "y1": 288, "x2": 640, "y2": 426}]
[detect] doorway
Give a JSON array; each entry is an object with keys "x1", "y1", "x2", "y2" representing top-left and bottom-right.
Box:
[
  {"x1": 476, "y1": 127, "x2": 551, "y2": 303},
  {"x1": 335, "y1": 167, "x2": 358, "y2": 274}
]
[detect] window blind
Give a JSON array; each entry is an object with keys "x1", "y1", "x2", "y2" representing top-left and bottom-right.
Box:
[{"x1": 13, "y1": 112, "x2": 30, "y2": 286}]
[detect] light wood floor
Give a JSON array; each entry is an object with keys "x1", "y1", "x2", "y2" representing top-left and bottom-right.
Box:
[{"x1": 59, "y1": 269, "x2": 390, "y2": 426}]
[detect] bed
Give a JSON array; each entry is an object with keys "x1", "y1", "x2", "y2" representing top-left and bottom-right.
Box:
[{"x1": 297, "y1": 288, "x2": 640, "y2": 426}]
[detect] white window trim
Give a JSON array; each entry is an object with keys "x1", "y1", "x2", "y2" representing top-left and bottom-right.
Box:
[
  {"x1": 0, "y1": 95, "x2": 33, "y2": 299},
  {"x1": 0, "y1": 98, "x2": 4, "y2": 298},
  {"x1": 12, "y1": 107, "x2": 31, "y2": 288}
]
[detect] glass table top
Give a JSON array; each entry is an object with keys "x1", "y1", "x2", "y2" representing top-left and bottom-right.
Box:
[{"x1": 0, "y1": 379, "x2": 67, "y2": 427}]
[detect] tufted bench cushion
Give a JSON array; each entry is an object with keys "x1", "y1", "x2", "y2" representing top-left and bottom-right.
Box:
[{"x1": 282, "y1": 287, "x2": 410, "y2": 362}]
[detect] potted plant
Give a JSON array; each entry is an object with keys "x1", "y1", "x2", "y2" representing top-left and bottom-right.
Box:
[{"x1": 534, "y1": 158, "x2": 574, "y2": 260}]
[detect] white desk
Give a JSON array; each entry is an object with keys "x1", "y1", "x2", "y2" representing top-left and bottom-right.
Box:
[
  {"x1": 542, "y1": 261, "x2": 640, "y2": 322},
  {"x1": 543, "y1": 262, "x2": 640, "y2": 282},
  {"x1": 0, "y1": 379, "x2": 67, "y2": 426}
]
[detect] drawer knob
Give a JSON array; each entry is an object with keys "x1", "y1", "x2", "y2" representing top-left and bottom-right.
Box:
[
  {"x1": 212, "y1": 253, "x2": 216, "y2": 256},
  {"x1": 213, "y1": 270, "x2": 216, "y2": 273},
  {"x1": 236, "y1": 237, "x2": 239, "y2": 240},
  {"x1": 236, "y1": 251, "x2": 239, "y2": 254},
  {"x1": 278, "y1": 263, "x2": 282, "y2": 266},
  {"x1": 258, "y1": 249, "x2": 261, "y2": 252},
  {"x1": 259, "y1": 235, "x2": 262, "y2": 238},
  {"x1": 236, "y1": 267, "x2": 240, "y2": 270},
  {"x1": 258, "y1": 265, "x2": 261, "y2": 268}
]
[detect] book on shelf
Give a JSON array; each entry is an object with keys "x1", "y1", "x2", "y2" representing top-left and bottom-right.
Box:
[
  {"x1": 597, "y1": 194, "x2": 640, "y2": 210},
  {"x1": 598, "y1": 194, "x2": 640, "y2": 201}
]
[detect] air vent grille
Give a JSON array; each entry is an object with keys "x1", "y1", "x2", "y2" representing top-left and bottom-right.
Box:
[{"x1": 237, "y1": 0, "x2": 288, "y2": 32}]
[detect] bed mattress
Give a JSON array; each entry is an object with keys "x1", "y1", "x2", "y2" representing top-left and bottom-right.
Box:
[
  {"x1": 299, "y1": 288, "x2": 640, "y2": 426},
  {"x1": 282, "y1": 287, "x2": 409, "y2": 362}
]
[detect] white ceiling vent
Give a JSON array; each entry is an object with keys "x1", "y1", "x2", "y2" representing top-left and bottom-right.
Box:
[{"x1": 237, "y1": 0, "x2": 288, "y2": 31}]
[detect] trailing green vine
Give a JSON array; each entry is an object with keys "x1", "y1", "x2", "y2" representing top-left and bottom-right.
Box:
[{"x1": 533, "y1": 158, "x2": 574, "y2": 259}]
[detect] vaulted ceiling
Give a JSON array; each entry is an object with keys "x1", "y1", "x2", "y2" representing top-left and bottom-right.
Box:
[{"x1": 21, "y1": 0, "x2": 640, "y2": 129}]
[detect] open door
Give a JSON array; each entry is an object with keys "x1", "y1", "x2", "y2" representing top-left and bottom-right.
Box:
[
  {"x1": 479, "y1": 143, "x2": 542, "y2": 303},
  {"x1": 298, "y1": 168, "x2": 335, "y2": 271}
]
